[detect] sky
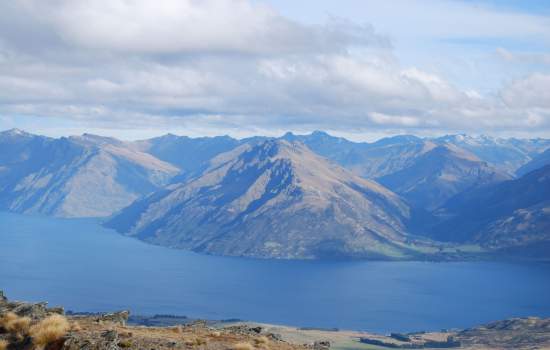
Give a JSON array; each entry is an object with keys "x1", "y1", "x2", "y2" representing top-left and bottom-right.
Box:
[{"x1": 0, "y1": 0, "x2": 549, "y2": 141}]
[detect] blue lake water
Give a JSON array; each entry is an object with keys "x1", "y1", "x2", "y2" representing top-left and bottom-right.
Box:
[{"x1": 1, "y1": 211, "x2": 550, "y2": 333}]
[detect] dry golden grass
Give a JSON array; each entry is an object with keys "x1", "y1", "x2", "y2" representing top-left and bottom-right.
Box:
[
  {"x1": 170, "y1": 325, "x2": 183, "y2": 334},
  {"x1": 0, "y1": 339, "x2": 8, "y2": 350},
  {"x1": 255, "y1": 336, "x2": 269, "y2": 345},
  {"x1": 233, "y1": 342, "x2": 255, "y2": 350},
  {"x1": 0, "y1": 312, "x2": 31, "y2": 338},
  {"x1": 183, "y1": 337, "x2": 208, "y2": 347},
  {"x1": 211, "y1": 331, "x2": 221, "y2": 338},
  {"x1": 6, "y1": 316, "x2": 31, "y2": 336},
  {"x1": 30, "y1": 314, "x2": 70, "y2": 348},
  {"x1": 70, "y1": 321, "x2": 82, "y2": 332},
  {"x1": 0, "y1": 312, "x2": 18, "y2": 328}
]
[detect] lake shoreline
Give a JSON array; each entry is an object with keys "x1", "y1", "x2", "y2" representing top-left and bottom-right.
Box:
[{"x1": 3, "y1": 292, "x2": 550, "y2": 350}]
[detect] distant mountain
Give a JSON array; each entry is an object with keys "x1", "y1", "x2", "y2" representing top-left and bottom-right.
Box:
[
  {"x1": 106, "y1": 139, "x2": 418, "y2": 259},
  {"x1": 0, "y1": 130, "x2": 178, "y2": 217},
  {"x1": 134, "y1": 130, "x2": 438, "y2": 181},
  {"x1": 282, "y1": 131, "x2": 435, "y2": 178},
  {"x1": 428, "y1": 165, "x2": 550, "y2": 252},
  {"x1": 281, "y1": 132, "x2": 550, "y2": 179},
  {"x1": 516, "y1": 148, "x2": 550, "y2": 177},
  {"x1": 435, "y1": 134, "x2": 550, "y2": 175},
  {"x1": 134, "y1": 131, "x2": 550, "y2": 200},
  {"x1": 378, "y1": 144, "x2": 511, "y2": 210},
  {"x1": 133, "y1": 134, "x2": 241, "y2": 176}
]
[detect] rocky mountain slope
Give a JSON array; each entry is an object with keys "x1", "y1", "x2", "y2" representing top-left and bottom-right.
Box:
[
  {"x1": 427, "y1": 165, "x2": 550, "y2": 254},
  {"x1": 378, "y1": 144, "x2": 511, "y2": 210},
  {"x1": 0, "y1": 129, "x2": 179, "y2": 217},
  {"x1": 107, "y1": 139, "x2": 417, "y2": 259}
]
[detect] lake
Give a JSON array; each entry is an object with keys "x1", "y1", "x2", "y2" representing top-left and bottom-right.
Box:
[{"x1": 1, "y1": 211, "x2": 550, "y2": 333}]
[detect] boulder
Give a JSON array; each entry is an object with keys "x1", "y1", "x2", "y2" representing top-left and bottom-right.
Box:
[{"x1": 11, "y1": 301, "x2": 49, "y2": 319}]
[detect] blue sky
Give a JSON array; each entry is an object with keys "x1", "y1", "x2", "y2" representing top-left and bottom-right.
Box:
[{"x1": 0, "y1": 0, "x2": 549, "y2": 140}]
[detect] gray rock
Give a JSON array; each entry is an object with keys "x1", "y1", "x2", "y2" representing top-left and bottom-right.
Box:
[
  {"x1": 101, "y1": 330, "x2": 118, "y2": 342},
  {"x1": 99, "y1": 330, "x2": 120, "y2": 350},
  {"x1": 268, "y1": 333, "x2": 283, "y2": 342},
  {"x1": 313, "y1": 340, "x2": 331, "y2": 350},
  {"x1": 47, "y1": 306, "x2": 65, "y2": 315},
  {"x1": 11, "y1": 301, "x2": 49, "y2": 318},
  {"x1": 97, "y1": 311, "x2": 129, "y2": 326}
]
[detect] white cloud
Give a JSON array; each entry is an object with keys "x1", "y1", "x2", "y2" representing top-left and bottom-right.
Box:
[
  {"x1": 10, "y1": 0, "x2": 388, "y2": 55},
  {"x1": 501, "y1": 74, "x2": 550, "y2": 109},
  {"x1": 0, "y1": 0, "x2": 548, "y2": 138}
]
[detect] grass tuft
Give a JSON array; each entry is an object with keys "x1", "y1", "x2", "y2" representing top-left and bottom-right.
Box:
[
  {"x1": 170, "y1": 325, "x2": 183, "y2": 334},
  {"x1": 6, "y1": 317, "x2": 31, "y2": 337},
  {"x1": 255, "y1": 336, "x2": 269, "y2": 345},
  {"x1": 233, "y1": 342, "x2": 255, "y2": 350},
  {"x1": 0, "y1": 312, "x2": 18, "y2": 329},
  {"x1": 0, "y1": 312, "x2": 31, "y2": 338},
  {"x1": 30, "y1": 314, "x2": 70, "y2": 348},
  {"x1": 70, "y1": 321, "x2": 82, "y2": 332}
]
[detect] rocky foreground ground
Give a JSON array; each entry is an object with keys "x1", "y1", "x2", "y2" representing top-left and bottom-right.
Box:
[{"x1": 1, "y1": 291, "x2": 549, "y2": 350}]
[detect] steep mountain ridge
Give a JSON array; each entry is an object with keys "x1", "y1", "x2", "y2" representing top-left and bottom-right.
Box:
[
  {"x1": 0, "y1": 130, "x2": 179, "y2": 217},
  {"x1": 107, "y1": 139, "x2": 417, "y2": 259},
  {"x1": 378, "y1": 143, "x2": 511, "y2": 210}
]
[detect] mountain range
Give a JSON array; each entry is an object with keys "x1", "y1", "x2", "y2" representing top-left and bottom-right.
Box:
[
  {"x1": 106, "y1": 140, "x2": 415, "y2": 259},
  {"x1": 1, "y1": 128, "x2": 549, "y2": 260}
]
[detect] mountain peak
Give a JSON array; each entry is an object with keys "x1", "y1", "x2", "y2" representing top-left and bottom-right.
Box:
[
  {"x1": 75, "y1": 133, "x2": 122, "y2": 146},
  {"x1": 281, "y1": 131, "x2": 296, "y2": 140},
  {"x1": 1, "y1": 128, "x2": 32, "y2": 138},
  {"x1": 107, "y1": 138, "x2": 411, "y2": 259},
  {"x1": 310, "y1": 130, "x2": 332, "y2": 138},
  {"x1": 373, "y1": 135, "x2": 422, "y2": 147}
]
